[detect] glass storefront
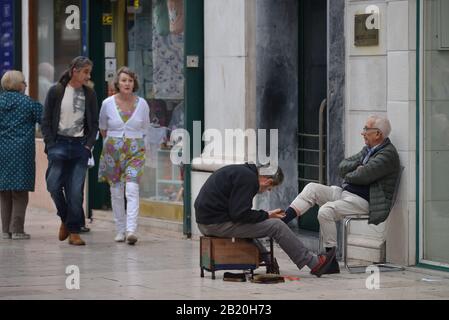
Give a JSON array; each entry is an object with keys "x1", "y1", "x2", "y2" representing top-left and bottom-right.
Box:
[
  {"x1": 422, "y1": 0, "x2": 449, "y2": 266},
  {"x1": 114, "y1": 0, "x2": 185, "y2": 215},
  {"x1": 37, "y1": 0, "x2": 84, "y2": 105},
  {"x1": 34, "y1": 0, "x2": 185, "y2": 217}
]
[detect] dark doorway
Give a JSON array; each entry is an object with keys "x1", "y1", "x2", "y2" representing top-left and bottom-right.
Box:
[{"x1": 297, "y1": 0, "x2": 328, "y2": 232}]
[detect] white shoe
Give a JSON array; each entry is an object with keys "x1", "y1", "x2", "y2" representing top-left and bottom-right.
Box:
[
  {"x1": 114, "y1": 233, "x2": 126, "y2": 242},
  {"x1": 12, "y1": 233, "x2": 30, "y2": 240},
  {"x1": 127, "y1": 233, "x2": 138, "y2": 245}
]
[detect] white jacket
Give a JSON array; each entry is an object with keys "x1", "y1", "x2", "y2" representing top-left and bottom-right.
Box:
[{"x1": 99, "y1": 96, "x2": 150, "y2": 139}]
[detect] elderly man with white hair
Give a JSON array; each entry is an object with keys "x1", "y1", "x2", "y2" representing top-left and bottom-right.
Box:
[{"x1": 281, "y1": 115, "x2": 401, "y2": 274}]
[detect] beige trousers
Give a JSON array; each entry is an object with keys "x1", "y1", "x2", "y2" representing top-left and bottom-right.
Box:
[{"x1": 290, "y1": 183, "x2": 369, "y2": 247}]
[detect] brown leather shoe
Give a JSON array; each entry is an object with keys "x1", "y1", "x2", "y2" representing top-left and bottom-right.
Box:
[
  {"x1": 59, "y1": 223, "x2": 70, "y2": 241},
  {"x1": 68, "y1": 233, "x2": 86, "y2": 246}
]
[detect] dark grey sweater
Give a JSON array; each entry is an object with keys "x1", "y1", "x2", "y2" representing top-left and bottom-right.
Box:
[
  {"x1": 194, "y1": 164, "x2": 269, "y2": 225},
  {"x1": 41, "y1": 83, "x2": 99, "y2": 153}
]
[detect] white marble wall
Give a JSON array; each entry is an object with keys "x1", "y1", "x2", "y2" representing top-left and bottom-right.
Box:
[
  {"x1": 201, "y1": 0, "x2": 256, "y2": 166},
  {"x1": 345, "y1": 0, "x2": 417, "y2": 265},
  {"x1": 190, "y1": 171, "x2": 211, "y2": 237},
  {"x1": 191, "y1": 0, "x2": 257, "y2": 236}
]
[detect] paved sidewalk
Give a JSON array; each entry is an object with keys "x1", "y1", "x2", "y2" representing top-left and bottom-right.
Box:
[{"x1": 0, "y1": 207, "x2": 449, "y2": 300}]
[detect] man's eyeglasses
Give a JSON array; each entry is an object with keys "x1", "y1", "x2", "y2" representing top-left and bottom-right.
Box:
[
  {"x1": 362, "y1": 126, "x2": 379, "y2": 133},
  {"x1": 21, "y1": 81, "x2": 27, "y2": 86}
]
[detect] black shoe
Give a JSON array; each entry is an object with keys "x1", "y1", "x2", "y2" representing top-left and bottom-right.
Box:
[
  {"x1": 326, "y1": 256, "x2": 340, "y2": 274},
  {"x1": 325, "y1": 247, "x2": 340, "y2": 274},
  {"x1": 223, "y1": 272, "x2": 246, "y2": 282},
  {"x1": 80, "y1": 226, "x2": 90, "y2": 233},
  {"x1": 310, "y1": 247, "x2": 336, "y2": 277},
  {"x1": 251, "y1": 274, "x2": 285, "y2": 284},
  {"x1": 266, "y1": 258, "x2": 280, "y2": 275}
]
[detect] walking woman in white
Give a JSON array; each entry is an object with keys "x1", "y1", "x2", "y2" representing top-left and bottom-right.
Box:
[{"x1": 98, "y1": 67, "x2": 150, "y2": 245}]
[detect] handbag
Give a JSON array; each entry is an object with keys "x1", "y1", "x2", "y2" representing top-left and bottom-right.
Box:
[{"x1": 87, "y1": 133, "x2": 99, "y2": 169}]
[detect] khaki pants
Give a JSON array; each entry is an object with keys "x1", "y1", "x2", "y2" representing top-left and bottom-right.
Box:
[
  {"x1": 290, "y1": 183, "x2": 369, "y2": 248},
  {"x1": 0, "y1": 191, "x2": 29, "y2": 234}
]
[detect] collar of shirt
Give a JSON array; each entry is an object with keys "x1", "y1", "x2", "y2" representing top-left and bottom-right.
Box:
[{"x1": 363, "y1": 146, "x2": 377, "y2": 165}]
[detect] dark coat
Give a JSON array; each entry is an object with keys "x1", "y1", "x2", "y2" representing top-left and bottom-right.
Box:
[
  {"x1": 194, "y1": 164, "x2": 269, "y2": 225},
  {"x1": 0, "y1": 92, "x2": 42, "y2": 191},
  {"x1": 339, "y1": 138, "x2": 401, "y2": 225},
  {"x1": 41, "y1": 83, "x2": 98, "y2": 152}
]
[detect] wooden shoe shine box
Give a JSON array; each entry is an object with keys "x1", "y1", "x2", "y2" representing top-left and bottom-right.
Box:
[{"x1": 200, "y1": 236, "x2": 259, "y2": 272}]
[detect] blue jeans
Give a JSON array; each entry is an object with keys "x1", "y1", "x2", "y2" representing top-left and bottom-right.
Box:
[{"x1": 46, "y1": 136, "x2": 90, "y2": 233}]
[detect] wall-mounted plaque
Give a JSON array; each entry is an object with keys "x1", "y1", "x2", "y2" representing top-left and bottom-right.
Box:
[{"x1": 354, "y1": 13, "x2": 379, "y2": 47}]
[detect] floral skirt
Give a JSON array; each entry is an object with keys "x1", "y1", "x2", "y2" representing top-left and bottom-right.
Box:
[{"x1": 98, "y1": 137, "x2": 145, "y2": 185}]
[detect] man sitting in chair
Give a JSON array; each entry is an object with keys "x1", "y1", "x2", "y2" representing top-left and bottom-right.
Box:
[
  {"x1": 281, "y1": 115, "x2": 401, "y2": 274},
  {"x1": 195, "y1": 163, "x2": 337, "y2": 277}
]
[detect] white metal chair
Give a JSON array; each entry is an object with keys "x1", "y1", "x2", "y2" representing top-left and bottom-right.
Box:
[{"x1": 342, "y1": 166, "x2": 405, "y2": 273}]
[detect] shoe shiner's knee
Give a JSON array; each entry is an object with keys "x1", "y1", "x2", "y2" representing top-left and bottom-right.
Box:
[{"x1": 267, "y1": 219, "x2": 289, "y2": 238}]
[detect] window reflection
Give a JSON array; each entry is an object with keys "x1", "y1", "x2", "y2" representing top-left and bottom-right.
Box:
[
  {"x1": 36, "y1": 0, "x2": 83, "y2": 137},
  {"x1": 38, "y1": 62, "x2": 55, "y2": 104},
  {"x1": 423, "y1": 0, "x2": 449, "y2": 265},
  {"x1": 127, "y1": 0, "x2": 185, "y2": 204}
]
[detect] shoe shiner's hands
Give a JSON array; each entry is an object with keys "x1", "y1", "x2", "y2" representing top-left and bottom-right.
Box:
[{"x1": 268, "y1": 208, "x2": 286, "y2": 219}]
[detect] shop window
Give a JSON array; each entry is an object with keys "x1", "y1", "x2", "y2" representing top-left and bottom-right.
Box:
[
  {"x1": 37, "y1": 0, "x2": 83, "y2": 105},
  {"x1": 34, "y1": 0, "x2": 84, "y2": 138},
  {"x1": 126, "y1": 0, "x2": 185, "y2": 205},
  {"x1": 422, "y1": 0, "x2": 449, "y2": 266}
]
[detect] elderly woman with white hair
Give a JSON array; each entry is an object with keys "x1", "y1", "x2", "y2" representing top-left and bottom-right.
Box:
[
  {"x1": 280, "y1": 115, "x2": 401, "y2": 275},
  {"x1": 0, "y1": 70, "x2": 43, "y2": 240}
]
